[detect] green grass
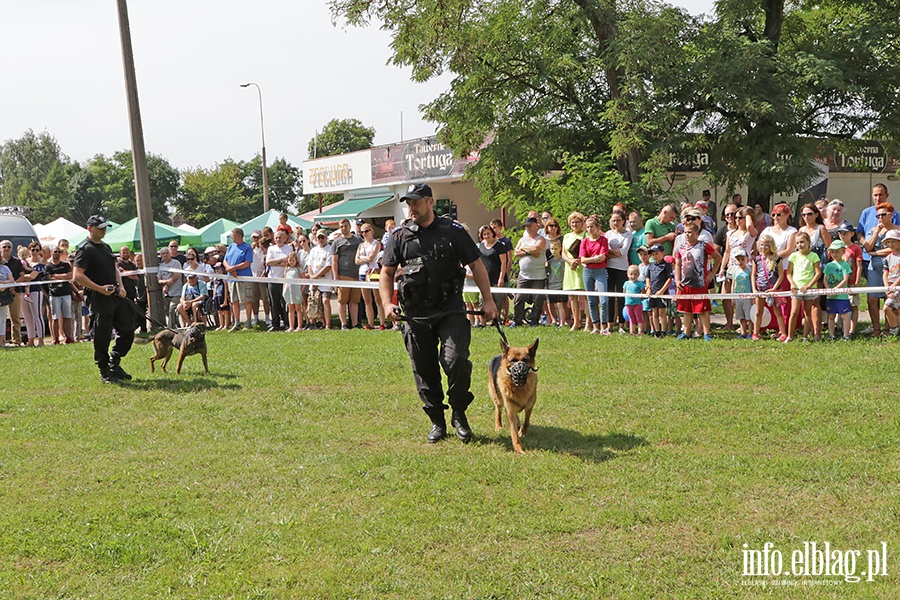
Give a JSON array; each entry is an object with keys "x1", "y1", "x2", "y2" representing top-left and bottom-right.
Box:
[{"x1": 1, "y1": 327, "x2": 899, "y2": 598}]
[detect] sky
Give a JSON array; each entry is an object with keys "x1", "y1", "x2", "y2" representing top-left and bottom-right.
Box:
[{"x1": 0, "y1": 0, "x2": 715, "y2": 172}]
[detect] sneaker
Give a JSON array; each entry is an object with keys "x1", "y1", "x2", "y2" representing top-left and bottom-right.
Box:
[
  {"x1": 244, "y1": 322, "x2": 253, "y2": 330},
  {"x1": 364, "y1": 324, "x2": 374, "y2": 330},
  {"x1": 229, "y1": 322, "x2": 242, "y2": 332},
  {"x1": 751, "y1": 334, "x2": 761, "y2": 341},
  {"x1": 618, "y1": 327, "x2": 627, "y2": 335},
  {"x1": 861, "y1": 326, "x2": 875, "y2": 335},
  {"x1": 677, "y1": 333, "x2": 689, "y2": 340},
  {"x1": 341, "y1": 324, "x2": 351, "y2": 330},
  {"x1": 777, "y1": 334, "x2": 788, "y2": 342},
  {"x1": 783, "y1": 337, "x2": 793, "y2": 344},
  {"x1": 600, "y1": 329, "x2": 611, "y2": 336},
  {"x1": 703, "y1": 334, "x2": 713, "y2": 342}
]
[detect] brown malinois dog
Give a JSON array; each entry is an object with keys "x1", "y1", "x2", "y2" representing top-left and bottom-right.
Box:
[
  {"x1": 149, "y1": 323, "x2": 209, "y2": 375},
  {"x1": 488, "y1": 338, "x2": 539, "y2": 453}
]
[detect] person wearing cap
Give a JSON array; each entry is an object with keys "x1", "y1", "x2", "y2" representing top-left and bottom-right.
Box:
[
  {"x1": 823, "y1": 239, "x2": 853, "y2": 340},
  {"x1": 512, "y1": 215, "x2": 547, "y2": 327},
  {"x1": 645, "y1": 243, "x2": 672, "y2": 337},
  {"x1": 834, "y1": 223, "x2": 863, "y2": 334},
  {"x1": 332, "y1": 218, "x2": 364, "y2": 329},
  {"x1": 380, "y1": 183, "x2": 498, "y2": 445},
  {"x1": 177, "y1": 272, "x2": 208, "y2": 325},
  {"x1": 307, "y1": 229, "x2": 334, "y2": 329},
  {"x1": 695, "y1": 200, "x2": 716, "y2": 235},
  {"x1": 73, "y1": 215, "x2": 134, "y2": 384},
  {"x1": 730, "y1": 248, "x2": 753, "y2": 339},
  {"x1": 223, "y1": 227, "x2": 256, "y2": 331}
]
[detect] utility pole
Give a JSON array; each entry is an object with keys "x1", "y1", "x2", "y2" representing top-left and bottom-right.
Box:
[{"x1": 116, "y1": 0, "x2": 164, "y2": 325}]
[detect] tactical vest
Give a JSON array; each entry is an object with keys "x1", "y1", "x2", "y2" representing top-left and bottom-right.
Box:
[{"x1": 396, "y1": 217, "x2": 466, "y2": 308}]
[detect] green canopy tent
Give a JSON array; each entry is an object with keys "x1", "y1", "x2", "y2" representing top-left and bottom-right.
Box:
[
  {"x1": 196, "y1": 218, "x2": 240, "y2": 247},
  {"x1": 100, "y1": 217, "x2": 188, "y2": 252},
  {"x1": 220, "y1": 210, "x2": 314, "y2": 245}
]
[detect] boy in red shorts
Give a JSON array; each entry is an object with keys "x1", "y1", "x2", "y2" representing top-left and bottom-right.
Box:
[{"x1": 675, "y1": 222, "x2": 722, "y2": 341}]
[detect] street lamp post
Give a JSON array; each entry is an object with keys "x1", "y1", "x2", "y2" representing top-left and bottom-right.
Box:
[{"x1": 240, "y1": 82, "x2": 269, "y2": 213}]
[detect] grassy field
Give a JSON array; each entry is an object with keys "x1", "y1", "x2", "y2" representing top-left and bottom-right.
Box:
[{"x1": 1, "y1": 326, "x2": 898, "y2": 598}]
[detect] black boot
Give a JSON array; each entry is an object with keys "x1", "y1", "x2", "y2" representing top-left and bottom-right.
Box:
[
  {"x1": 451, "y1": 409, "x2": 473, "y2": 444},
  {"x1": 99, "y1": 367, "x2": 122, "y2": 385},
  {"x1": 426, "y1": 412, "x2": 447, "y2": 443},
  {"x1": 109, "y1": 356, "x2": 132, "y2": 381}
]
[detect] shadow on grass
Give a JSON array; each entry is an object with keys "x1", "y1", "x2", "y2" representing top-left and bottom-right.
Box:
[
  {"x1": 125, "y1": 375, "x2": 241, "y2": 393},
  {"x1": 480, "y1": 426, "x2": 648, "y2": 463}
]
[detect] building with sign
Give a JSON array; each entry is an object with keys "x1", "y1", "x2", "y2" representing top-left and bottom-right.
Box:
[{"x1": 302, "y1": 137, "x2": 506, "y2": 235}]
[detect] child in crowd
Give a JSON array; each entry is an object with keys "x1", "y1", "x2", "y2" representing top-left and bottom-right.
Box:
[
  {"x1": 835, "y1": 224, "x2": 863, "y2": 335},
  {"x1": 646, "y1": 244, "x2": 672, "y2": 338},
  {"x1": 730, "y1": 249, "x2": 753, "y2": 339},
  {"x1": 674, "y1": 222, "x2": 722, "y2": 341},
  {"x1": 881, "y1": 230, "x2": 900, "y2": 335},
  {"x1": 623, "y1": 265, "x2": 645, "y2": 335},
  {"x1": 636, "y1": 245, "x2": 652, "y2": 335},
  {"x1": 823, "y1": 240, "x2": 852, "y2": 340},
  {"x1": 751, "y1": 233, "x2": 786, "y2": 341},
  {"x1": 283, "y1": 251, "x2": 304, "y2": 332},
  {"x1": 213, "y1": 262, "x2": 230, "y2": 331},
  {"x1": 786, "y1": 231, "x2": 823, "y2": 342}
]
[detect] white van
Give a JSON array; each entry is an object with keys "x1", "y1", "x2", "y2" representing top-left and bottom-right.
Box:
[{"x1": 0, "y1": 210, "x2": 40, "y2": 251}]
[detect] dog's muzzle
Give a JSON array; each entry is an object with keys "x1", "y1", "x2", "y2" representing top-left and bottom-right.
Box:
[{"x1": 508, "y1": 361, "x2": 536, "y2": 387}]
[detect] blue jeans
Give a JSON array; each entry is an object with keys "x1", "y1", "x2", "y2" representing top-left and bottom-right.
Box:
[{"x1": 583, "y1": 267, "x2": 608, "y2": 324}]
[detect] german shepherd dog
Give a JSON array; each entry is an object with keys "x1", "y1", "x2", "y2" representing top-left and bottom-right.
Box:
[
  {"x1": 150, "y1": 323, "x2": 209, "y2": 374},
  {"x1": 488, "y1": 338, "x2": 539, "y2": 453}
]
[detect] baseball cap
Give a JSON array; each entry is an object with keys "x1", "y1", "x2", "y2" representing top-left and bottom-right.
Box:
[
  {"x1": 649, "y1": 244, "x2": 665, "y2": 253},
  {"x1": 835, "y1": 223, "x2": 854, "y2": 234},
  {"x1": 204, "y1": 246, "x2": 217, "y2": 254},
  {"x1": 187, "y1": 272, "x2": 199, "y2": 278},
  {"x1": 524, "y1": 216, "x2": 540, "y2": 225},
  {"x1": 732, "y1": 248, "x2": 748, "y2": 258},
  {"x1": 251, "y1": 230, "x2": 262, "y2": 238},
  {"x1": 636, "y1": 244, "x2": 650, "y2": 253},
  {"x1": 828, "y1": 240, "x2": 846, "y2": 250},
  {"x1": 86, "y1": 215, "x2": 108, "y2": 228},
  {"x1": 400, "y1": 183, "x2": 433, "y2": 202},
  {"x1": 695, "y1": 200, "x2": 709, "y2": 208},
  {"x1": 315, "y1": 230, "x2": 328, "y2": 238}
]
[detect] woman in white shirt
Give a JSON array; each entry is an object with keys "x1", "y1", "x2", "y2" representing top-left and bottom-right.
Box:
[{"x1": 604, "y1": 211, "x2": 633, "y2": 333}]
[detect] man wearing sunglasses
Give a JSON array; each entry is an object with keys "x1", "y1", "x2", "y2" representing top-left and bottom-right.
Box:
[{"x1": 857, "y1": 184, "x2": 899, "y2": 335}]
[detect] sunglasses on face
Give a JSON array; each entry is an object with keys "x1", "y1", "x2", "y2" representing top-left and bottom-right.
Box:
[
  {"x1": 877, "y1": 213, "x2": 890, "y2": 218},
  {"x1": 801, "y1": 212, "x2": 815, "y2": 217}
]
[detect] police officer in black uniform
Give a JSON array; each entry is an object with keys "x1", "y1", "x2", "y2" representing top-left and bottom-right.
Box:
[
  {"x1": 380, "y1": 184, "x2": 499, "y2": 443},
  {"x1": 73, "y1": 215, "x2": 134, "y2": 384}
]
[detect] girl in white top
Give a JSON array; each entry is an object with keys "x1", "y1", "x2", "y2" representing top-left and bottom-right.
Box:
[
  {"x1": 604, "y1": 212, "x2": 633, "y2": 332},
  {"x1": 760, "y1": 203, "x2": 798, "y2": 327},
  {"x1": 798, "y1": 202, "x2": 831, "y2": 264},
  {"x1": 354, "y1": 224, "x2": 386, "y2": 329},
  {"x1": 719, "y1": 206, "x2": 758, "y2": 277}
]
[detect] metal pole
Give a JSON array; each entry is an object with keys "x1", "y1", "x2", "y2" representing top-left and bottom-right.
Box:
[
  {"x1": 241, "y1": 82, "x2": 269, "y2": 212},
  {"x1": 116, "y1": 0, "x2": 164, "y2": 326}
]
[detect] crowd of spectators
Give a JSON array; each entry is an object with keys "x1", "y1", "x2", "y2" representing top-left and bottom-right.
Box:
[{"x1": 4, "y1": 189, "x2": 900, "y2": 347}]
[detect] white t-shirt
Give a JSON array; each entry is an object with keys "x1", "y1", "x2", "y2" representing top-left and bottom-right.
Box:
[
  {"x1": 604, "y1": 229, "x2": 633, "y2": 271},
  {"x1": 307, "y1": 243, "x2": 334, "y2": 292},
  {"x1": 761, "y1": 226, "x2": 797, "y2": 256},
  {"x1": 266, "y1": 243, "x2": 292, "y2": 279},
  {"x1": 251, "y1": 245, "x2": 266, "y2": 277}
]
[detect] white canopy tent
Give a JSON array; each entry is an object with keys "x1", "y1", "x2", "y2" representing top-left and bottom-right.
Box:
[{"x1": 34, "y1": 217, "x2": 87, "y2": 248}]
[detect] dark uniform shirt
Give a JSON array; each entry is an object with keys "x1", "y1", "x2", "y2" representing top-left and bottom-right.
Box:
[
  {"x1": 382, "y1": 216, "x2": 481, "y2": 315},
  {"x1": 74, "y1": 239, "x2": 118, "y2": 288}
]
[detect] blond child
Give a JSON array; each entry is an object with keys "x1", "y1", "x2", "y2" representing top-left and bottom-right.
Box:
[
  {"x1": 750, "y1": 233, "x2": 786, "y2": 340},
  {"x1": 786, "y1": 231, "x2": 823, "y2": 342},
  {"x1": 283, "y1": 252, "x2": 304, "y2": 331},
  {"x1": 623, "y1": 265, "x2": 645, "y2": 335},
  {"x1": 823, "y1": 240, "x2": 852, "y2": 340}
]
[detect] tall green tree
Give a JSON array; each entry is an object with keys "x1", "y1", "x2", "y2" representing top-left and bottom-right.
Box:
[
  {"x1": 0, "y1": 129, "x2": 72, "y2": 222},
  {"x1": 240, "y1": 155, "x2": 302, "y2": 214},
  {"x1": 84, "y1": 151, "x2": 179, "y2": 223},
  {"x1": 308, "y1": 118, "x2": 375, "y2": 159},
  {"x1": 174, "y1": 160, "x2": 253, "y2": 225}
]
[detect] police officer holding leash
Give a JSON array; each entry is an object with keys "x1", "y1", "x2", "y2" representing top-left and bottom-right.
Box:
[
  {"x1": 381, "y1": 184, "x2": 499, "y2": 444},
  {"x1": 73, "y1": 215, "x2": 134, "y2": 384}
]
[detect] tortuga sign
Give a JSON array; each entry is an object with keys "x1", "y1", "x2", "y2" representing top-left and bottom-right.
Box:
[
  {"x1": 302, "y1": 150, "x2": 373, "y2": 194},
  {"x1": 371, "y1": 137, "x2": 479, "y2": 184}
]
